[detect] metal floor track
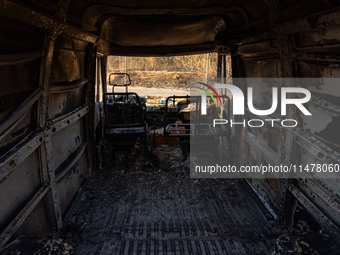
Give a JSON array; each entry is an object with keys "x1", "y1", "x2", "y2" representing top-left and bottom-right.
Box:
[{"x1": 62, "y1": 150, "x2": 276, "y2": 254}]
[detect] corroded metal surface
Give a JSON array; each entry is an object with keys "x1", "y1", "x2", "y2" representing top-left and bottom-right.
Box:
[
  {"x1": 62, "y1": 146, "x2": 277, "y2": 254},
  {"x1": 0, "y1": 4, "x2": 93, "y2": 249},
  {"x1": 1, "y1": 0, "x2": 340, "y2": 251}
]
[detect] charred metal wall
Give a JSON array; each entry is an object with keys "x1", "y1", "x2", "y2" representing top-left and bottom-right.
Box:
[
  {"x1": 230, "y1": 10, "x2": 340, "y2": 239},
  {"x1": 1, "y1": 0, "x2": 340, "y2": 249},
  {"x1": 0, "y1": 2, "x2": 98, "y2": 249}
]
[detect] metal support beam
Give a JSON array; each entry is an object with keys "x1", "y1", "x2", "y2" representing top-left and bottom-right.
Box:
[
  {"x1": 205, "y1": 53, "x2": 209, "y2": 84},
  {"x1": 62, "y1": 186, "x2": 85, "y2": 227},
  {"x1": 49, "y1": 78, "x2": 88, "y2": 93},
  {"x1": 46, "y1": 105, "x2": 89, "y2": 136},
  {"x1": 0, "y1": 105, "x2": 89, "y2": 185},
  {"x1": 0, "y1": 131, "x2": 44, "y2": 184},
  {"x1": 44, "y1": 136, "x2": 63, "y2": 230},
  {"x1": 0, "y1": 88, "x2": 43, "y2": 136},
  {"x1": 297, "y1": 179, "x2": 340, "y2": 216},
  {"x1": 98, "y1": 56, "x2": 107, "y2": 169},
  {"x1": 84, "y1": 45, "x2": 97, "y2": 173},
  {"x1": 217, "y1": 54, "x2": 222, "y2": 82},
  {"x1": 100, "y1": 56, "x2": 107, "y2": 95},
  {"x1": 55, "y1": 143, "x2": 87, "y2": 183},
  {"x1": 96, "y1": 58, "x2": 100, "y2": 102},
  {"x1": 276, "y1": 6, "x2": 340, "y2": 34},
  {"x1": 294, "y1": 132, "x2": 340, "y2": 166},
  {"x1": 36, "y1": 30, "x2": 64, "y2": 232},
  {"x1": 288, "y1": 184, "x2": 340, "y2": 244}
]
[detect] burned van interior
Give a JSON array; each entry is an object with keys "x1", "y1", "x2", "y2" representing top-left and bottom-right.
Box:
[{"x1": 1, "y1": 0, "x2": 340, "y2": 254}]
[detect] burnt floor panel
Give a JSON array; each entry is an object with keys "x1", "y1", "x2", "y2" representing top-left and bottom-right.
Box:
[{"x1": 61, "y1": 146, "x2": 277, "y2": 254}]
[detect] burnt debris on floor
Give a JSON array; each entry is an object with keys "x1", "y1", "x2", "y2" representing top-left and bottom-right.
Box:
[
  {"x1": 1, "y1": 236, "x2": 74, "y2": 255},
  {"x1": 60, "y1": 145, "x2": 280, "y2": 255}
]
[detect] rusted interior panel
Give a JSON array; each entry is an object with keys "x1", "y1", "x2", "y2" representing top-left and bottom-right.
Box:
[
  {"x1": 0, "y1": 2, "x2": 95, "y2": 248},
  {"x1": 232, "y1": 9, "x2": 340, "y2": 236},
  {"x1": 51, "y1": 122, "x2": 84, "y2": 171},
  {"x1": 44, "y1": 32, "x2": 92, "y2": 226},
  {"x1": 48, "y1": 88, "x2": 85, "y2": 119},
  {"x1": 56, "y1": 153, "x2": 87, "y2": 217},
  {"x1": 0, "y1": 56, "x2": 40, "y2": 155},
  {"x1": 1, "y1": 0, "x2": 340, "y2": 252},
  {"x1": 50, "y1": 38, "x2": 87, "y2": 84},
  {"x1": 51, "y1": 120, "x2": 88, "y2": 218},
  {"x1": 14, "y1": 199, "x2": 51, "y2": 239},
  {"x1": 0, "y1": 15, "x2": 51, "y2": 248},
  {"x1": 0, "y1": 152, "x2": 42, "y2": 231},
  {"x1": 0, "y1": 104, "x2": 37, "y2": 157}
]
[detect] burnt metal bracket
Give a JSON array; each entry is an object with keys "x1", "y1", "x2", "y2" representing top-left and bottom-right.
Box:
[
  {"x1": 49, "y1": 78, "x2": 88, "y2": 94},
  {"x1": 288, "y1": 184, "x2": 340, "y2": 244},
  {"x1": 46, "y1": 105, "x2": 89, "y2": 136},
  {"x1": 44, "y1": 136, "x2": 63, "y2": 230},
  {"x1": 0, "y1": 131, "x2": 44, "y2": 184},
  {"x1": 55, "y1": 142, "x2": 87, "y2": 183},
  {"x1": 0, "y1": 88, "x2": 43, "y2": 138},
  {"x1": 296, "y1": 178, "x2": 340, "y2": 216}
]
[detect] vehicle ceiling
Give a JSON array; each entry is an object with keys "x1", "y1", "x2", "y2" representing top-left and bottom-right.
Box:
[{"x1": 29, "y1": 0, "x2": 337, "y2": 55}]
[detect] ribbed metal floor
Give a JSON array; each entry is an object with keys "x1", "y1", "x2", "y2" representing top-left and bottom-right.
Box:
[{"x1": 62, "y1": 148, "x2": 276, "y2": 254}]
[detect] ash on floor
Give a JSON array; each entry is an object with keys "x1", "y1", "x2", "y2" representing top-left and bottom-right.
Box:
[{"x1": 61, "y1": 145, "x2": 278, "y2": 255}]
